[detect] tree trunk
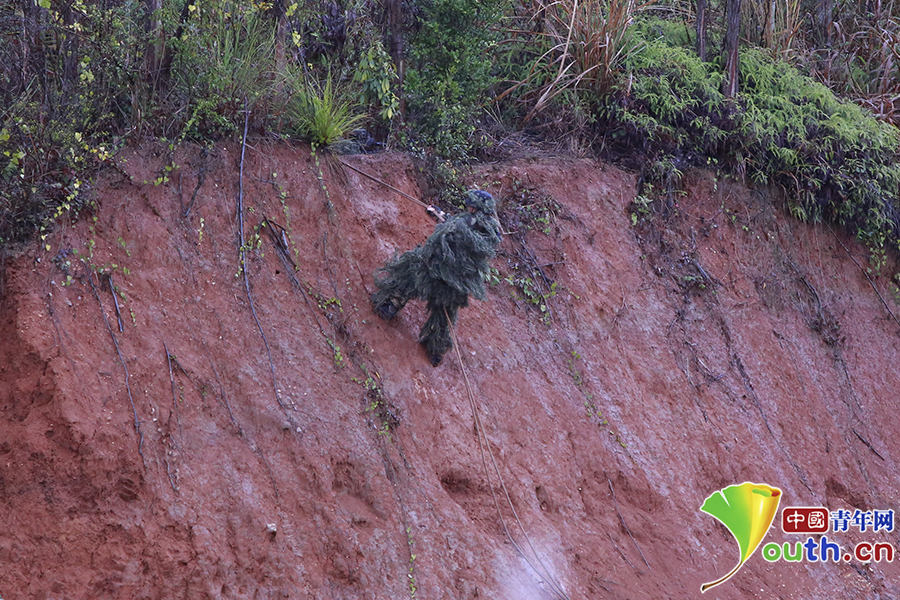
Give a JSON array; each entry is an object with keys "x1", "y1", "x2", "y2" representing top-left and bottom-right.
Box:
[
  {"x1": 273, "y1": 0, "x2": 288, "y2": 80},
  {"x1": 142, "y1": 0, "x2": 162, "y2": 93},
  {"x1": 26, "y1": 0, "x2": 49, "y2": 105},
  {"x1": 763, "y1": 0, "x2": 774, "y2": 50},
  {"x1": 61, "y1": 4, "x2": 79, "y2": 97},
  {"x1": 157, "y1": 0, "x2": 194, "y2": 95},
  {"x1": 696, "y1": 0, "x2": 707, "y2": 61},
  {"x1": 724, "y1": 0, "x2": 740, "y2": 98}
]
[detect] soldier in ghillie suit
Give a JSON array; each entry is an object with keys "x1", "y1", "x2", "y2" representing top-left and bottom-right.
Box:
[{"x1": 372, "y1": 190, "x2": 502, "y2": 366}]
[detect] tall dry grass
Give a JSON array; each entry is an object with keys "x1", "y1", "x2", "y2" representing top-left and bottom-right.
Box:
[
  {"x1": 502, "y1": 0, "x2": 656, "y2": 121},
  {"x1": 739, "y1": 0, "x2": 900, "y2": 125},
  {"x1": 744, "y1": 0, "x2": 802, "y2": 56}
]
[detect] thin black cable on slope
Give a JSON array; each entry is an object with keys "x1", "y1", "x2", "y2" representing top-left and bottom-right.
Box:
[
  {"x1": 88, "y1": 272, "x2": 146, "y2": 468},
  {"x1": 236, "y1": 107, "x2": 286, "y2": 411},
  {"x1": 336, "y1": 158, "x2": 446, "y2": 222}
]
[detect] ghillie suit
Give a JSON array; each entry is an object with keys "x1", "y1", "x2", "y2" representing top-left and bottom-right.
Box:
[{"x1": 372, "y1": 190, "x2": 502, "y2": 366}]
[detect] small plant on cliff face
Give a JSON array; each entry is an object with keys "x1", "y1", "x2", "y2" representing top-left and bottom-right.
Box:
[
  {"x1": 305, "y1": 283, "x2": 343, "y2": 315},
  {"x1": 405, "y1": 526, "x2": 419, "y2": 599},
  {"x1": 485, "y1": 266, "x2": 502, "y2": 287},
  {"x1": 568, "y1": 350, "x2": 616, "y2": 441},
  {"x1": 153, "y1": 161, "x2": 179, "y2": 187},
  {"x1": 326, "y1": 338, "x2": 345, "y2": 369},
  {"x1": 504, "y1": 270, "x2": 558, "y2": 325},
  {"x1": 354, "y1": 366, "x2": 398, "y2": 441},
  {"x1": 502, "y1": 180, "x2": 562, "y2": 234},
  {"x1": 629, "y1": 189, "x2": 655, "y2": 225}
]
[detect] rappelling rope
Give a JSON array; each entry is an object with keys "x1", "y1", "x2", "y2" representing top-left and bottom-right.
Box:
[
  {"x1": 336, "y1": 158, "x2": 445, "y2": 222},
  {"x1": 341, "y1": 156, "x2": 564, "y2": 593},
  {"x1": 446, "y1": 309, "x2": 571, "y2": 600}
]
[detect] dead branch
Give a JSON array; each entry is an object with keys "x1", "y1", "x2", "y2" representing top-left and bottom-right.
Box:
[
  {"x1": 829, "y1": 225, "x2": 900, "y2": 331},
  {"x1": 164, "y1": 342, "x2": 182, "y2": 432},
  {"x1": 336, "y1": 158, "x2": 442, "y2": 220},
  {"x1": 100, "y1": 272, "x2": 124, "y2": 332}
]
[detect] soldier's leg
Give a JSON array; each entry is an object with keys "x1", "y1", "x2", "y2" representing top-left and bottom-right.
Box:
[
  {"x1": 419, "y1": 303, "x2": 459, "y2": 366},
  {"x1": 371, "y1": 250, "x2": 421, "y2": 320}
]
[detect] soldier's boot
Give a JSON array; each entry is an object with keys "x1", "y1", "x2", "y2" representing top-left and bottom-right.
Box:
[
  {"x1": 419, "y1": 308, "x2": 455, "y2": 367},
  {"x1": 372, "y1": 294, "x2": 404, "y2": 321},
  {"x1": 421, "y1": 341, "x2": 447, "y2": 367}
]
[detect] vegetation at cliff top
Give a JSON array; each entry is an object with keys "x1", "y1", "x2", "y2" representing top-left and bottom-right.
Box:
[{"x1": 1, "y1": 0, "x2": 899, "y2": 268}]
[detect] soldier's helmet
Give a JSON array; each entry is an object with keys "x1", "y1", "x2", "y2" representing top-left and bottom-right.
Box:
[{"x1": 465, "y1": 190, "x2": 496, "y2": 215}]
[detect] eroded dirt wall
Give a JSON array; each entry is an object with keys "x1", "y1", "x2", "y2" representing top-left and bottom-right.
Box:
[{"x1": 1, "y1": 144, "x2": 899, "y2": 599}]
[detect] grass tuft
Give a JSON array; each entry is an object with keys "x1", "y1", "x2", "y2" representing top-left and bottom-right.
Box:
[{"x1": 284, "y1": 73, "x2": 366, "y2": 148}]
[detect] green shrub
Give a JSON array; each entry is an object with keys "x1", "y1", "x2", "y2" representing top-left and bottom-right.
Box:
[
  {"x1": 169, "y1": 4, "x2": 279, "y2": 139},
  {"x1": 353, "y1": 40, "x2": 400, "y2": 123},
  {"x1": 604, "y1": 35, "x2": 731, "y2": 155},
  {"x1": 404, "y1": 0, "x2": 507, "y2": 159},
  {"x1": 595, "y1": 21, "x2": 900, "y2": 260},
  {"x1": 0, "y1": 0, "x2": 136, "y2": 246},
  {"x1": 737, "y1": 49, "x2": 900, "y2": 245}
]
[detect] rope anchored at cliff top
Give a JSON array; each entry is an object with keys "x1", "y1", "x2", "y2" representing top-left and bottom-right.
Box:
[{"x1": 336, "y1": 158, "x2": 446, "y2": 222}]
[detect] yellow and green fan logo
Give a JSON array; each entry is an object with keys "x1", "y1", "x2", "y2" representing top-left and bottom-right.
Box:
[{"x1": 700, "y1": 482, "x2": 782, "y2": 592}]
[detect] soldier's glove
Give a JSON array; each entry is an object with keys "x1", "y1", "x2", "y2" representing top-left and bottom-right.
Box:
[{"x1": 426, "y1": 205, "x2": 446, "y2": 222}]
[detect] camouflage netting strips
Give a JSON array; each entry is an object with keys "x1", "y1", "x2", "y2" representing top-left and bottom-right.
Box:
[{"x1": 372, "y1": 190, "x2": 502, "y2": 366}]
